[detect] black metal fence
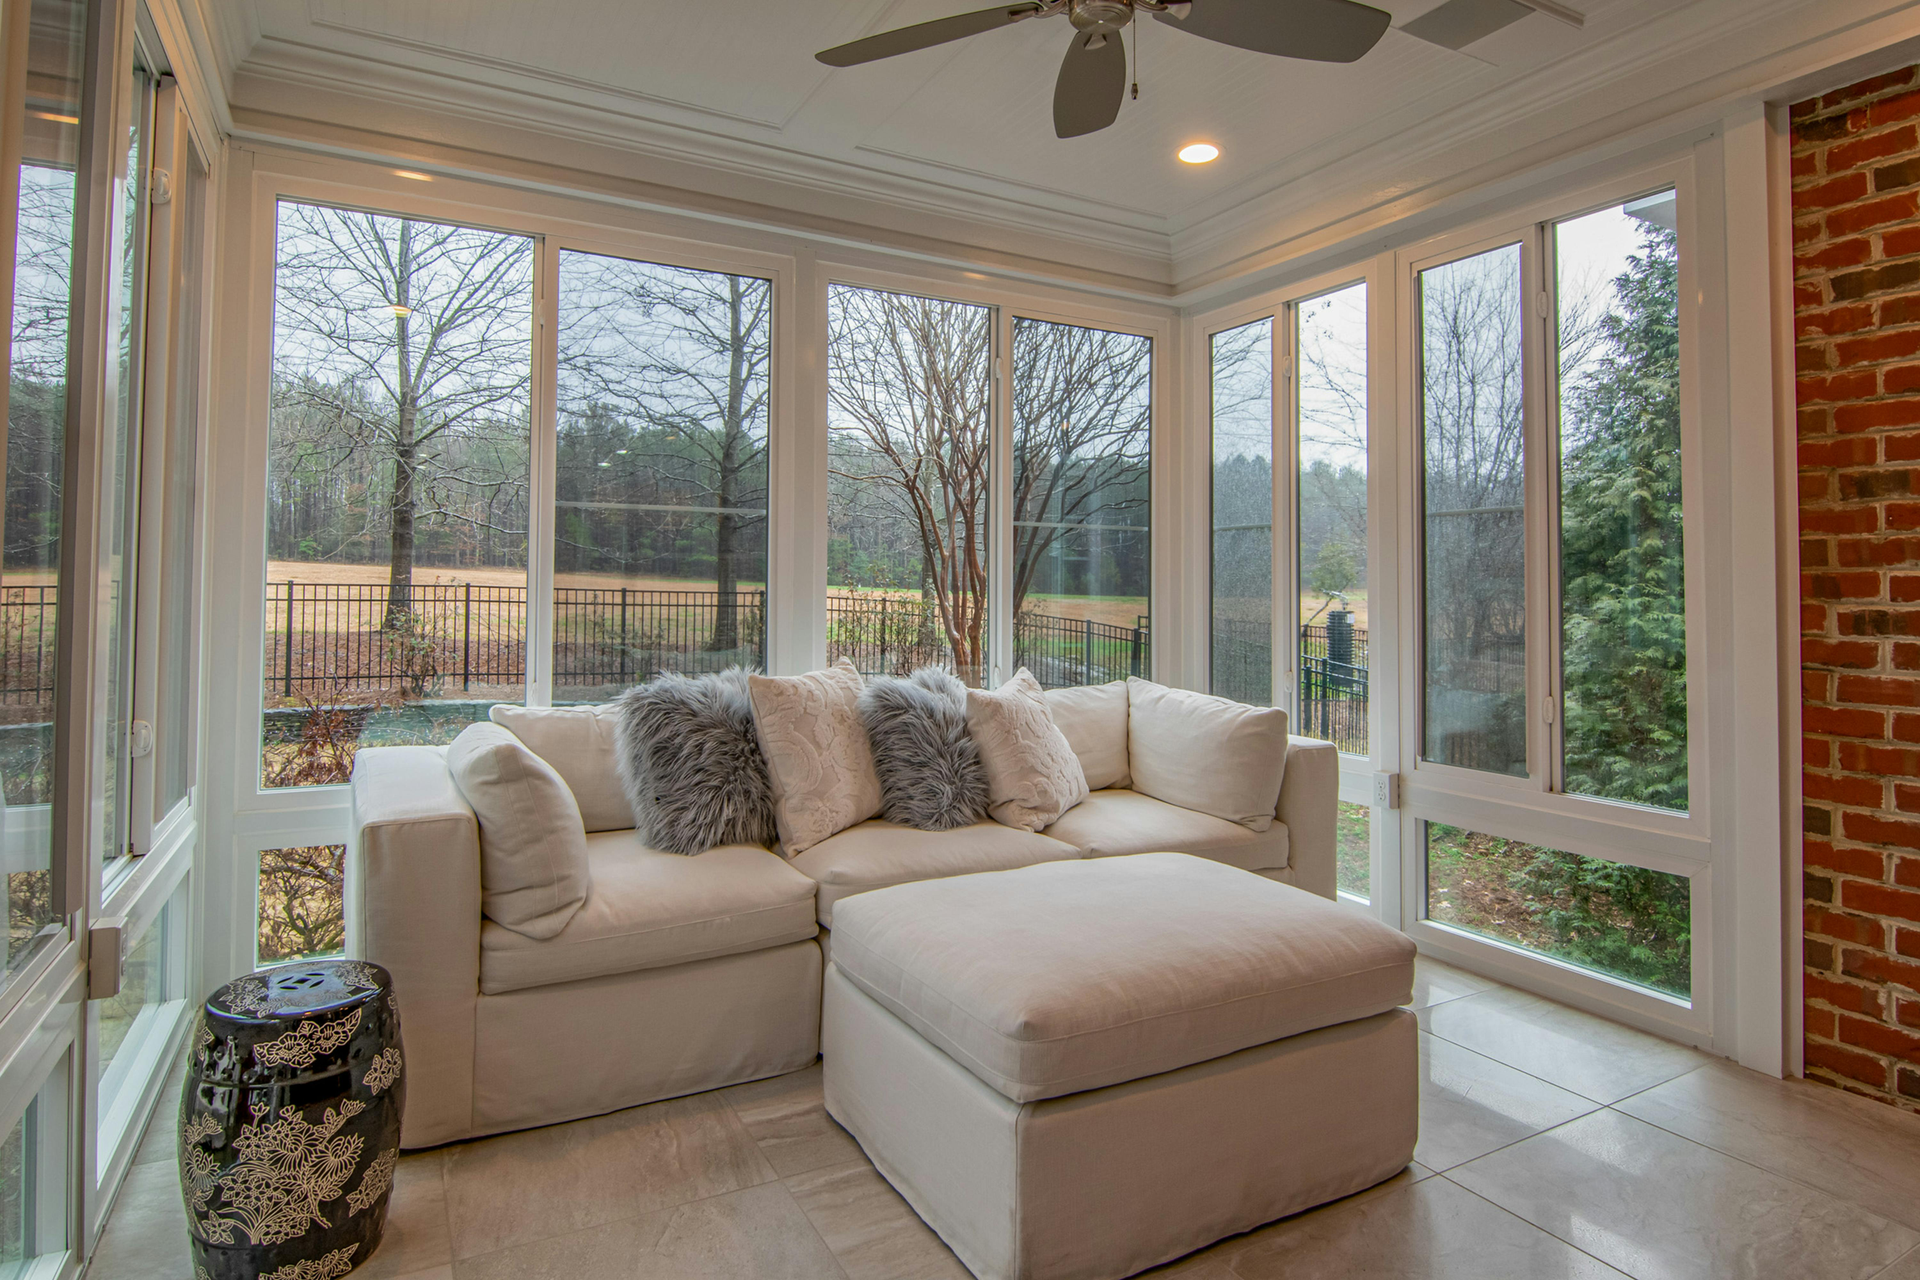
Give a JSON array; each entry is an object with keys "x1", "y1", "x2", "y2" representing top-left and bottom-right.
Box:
[
  {"x1": 1210, "y1": 613, "x2": 1370, "y2": 755},
  {"x1": 267, "y1": 581, "x2": 529, "y2": 700},
  {"x1": 0, "y1": 585, "x2": 56, "y2": 708},
  {"x1": 258, "y1": 581, "x2": 1368, "y2": 752}
]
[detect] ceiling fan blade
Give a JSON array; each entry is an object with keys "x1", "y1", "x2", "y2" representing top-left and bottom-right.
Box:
[
  {"x1": 1053, "y1": 30, "x2": 1127, "y2": 138},
  {"x1": 817, "y1": 4, "x2": 1044, "y2": 67},
  {"x1": 1155, "y1": 0, "x2": 1391, "y2": 63}
]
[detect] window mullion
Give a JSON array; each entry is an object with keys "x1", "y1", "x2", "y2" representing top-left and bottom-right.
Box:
[
  {"x1": 1521, "y1": 226, "x2": 1556, "y2": 793},
  {"x1": 991, "y1": 310, "x2": 1014, "y2": 685},
  {"x1": 527, "y1": 235, "x2": 558, "y2": 708},
  {"x1": 1276, "y1": 309, "x2": 1296, "y2": 711}
]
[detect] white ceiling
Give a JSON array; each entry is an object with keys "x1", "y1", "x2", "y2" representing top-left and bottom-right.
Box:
[{"x1": 207, "y1": 0, "x2": 1906, "y2": 294}]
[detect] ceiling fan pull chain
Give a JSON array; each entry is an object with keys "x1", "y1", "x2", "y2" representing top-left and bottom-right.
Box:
[{"x1": 1130, "y1": 17, "x2": 1139, "y2": 99}]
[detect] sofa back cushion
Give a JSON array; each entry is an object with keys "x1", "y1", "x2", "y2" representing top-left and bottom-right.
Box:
[
  {"x1": 489, "y1": 703, "x2": 633, "y2": 833},
  {"x1": 446, "y1": 722, "x2": 592, "y2": 940},
  {"x1": 748, "y1": 659, "x2": 884, "y2": 856},
  {"x1": 1043, "y1": 680, "x2": 1131, "y2": 791},
  {"x1": 965, "y1": 668, "x2": 1090, "y2": 832},
  {"x1": 612, "y1": 669, "x2": 778, "y2": 855},
  {"x1": 1127, "y1": 677, "x2": 1290, "y2": 832}
]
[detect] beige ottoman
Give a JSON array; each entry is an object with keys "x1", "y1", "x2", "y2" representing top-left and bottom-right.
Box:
[{"x1": 822, "y1": 852, "x2": 1417, "y2": 1280}]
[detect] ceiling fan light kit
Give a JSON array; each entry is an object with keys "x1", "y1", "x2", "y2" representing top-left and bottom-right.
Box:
[{"x1": 815, "y1": 0, "x2": 1395, "y2": 138}]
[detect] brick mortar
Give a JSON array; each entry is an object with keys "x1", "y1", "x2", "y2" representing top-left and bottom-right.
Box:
[{"x1": 1797, "y1": 64, "x2": 1920, "y2": 1114}]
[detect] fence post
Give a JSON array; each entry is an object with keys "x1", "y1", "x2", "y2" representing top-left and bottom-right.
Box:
[
  {"x1": 1130, "y1": 626, "x2": 1142, "y2": 678},
  {"x1": 620, "y1": 587, "x2": 630, "y2": 684},
  {"x1": 463, "y1": 582, "x2": 473, "y2": 692},
  {"x1": 1083, "y1": 616, "x2": 1093, "y2": 683},
  {"x1": 879, "y1": 594, "x2": 889, "y2": 672},
  {"x1": 283, "y1": 579, "x2": 295, "y2": 698}
]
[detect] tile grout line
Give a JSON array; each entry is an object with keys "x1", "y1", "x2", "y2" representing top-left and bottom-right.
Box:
[
  {"x1": 1598, "y1": 1092, "x2": 1920, "y2": 1240},
  {"x1": 1868, "y1": 1238, "x2": 1920, "y2": 1280},
  {"x1": 1433, "y1": 1171, "x2": 1648, "y2": 1280}
]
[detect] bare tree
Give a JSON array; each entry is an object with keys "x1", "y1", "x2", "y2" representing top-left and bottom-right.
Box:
[
  {"x1": 557, "y1": 257, "x2": 771, "y2": 649},
  {"x1": 828, "y1": 288, "x2": 992, "y2": 677},
  {"x1": 271, "y1": 204, "x2": 533, "y2": 629},
  {"x1": 1010, "y1": 318, "x2": 1152, "y2": 615}
]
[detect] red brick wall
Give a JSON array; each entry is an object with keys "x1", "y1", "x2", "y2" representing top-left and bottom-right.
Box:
[{"x1": 1796, "y1": 66, "x2": 1920, "y2": 1114}]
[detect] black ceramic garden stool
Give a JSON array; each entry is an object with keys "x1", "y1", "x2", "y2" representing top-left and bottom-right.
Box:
[{"x1": 181, "y1": 960, "x2": 406, "y2": 1280}]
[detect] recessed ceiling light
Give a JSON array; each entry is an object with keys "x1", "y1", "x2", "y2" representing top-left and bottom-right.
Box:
[
  {"x1": 29, "y1": 110, "x2": 79, "y2": 125},
  {"x1": 1178, "y1": 143, "x2": 1220, "y2": 165},
  {"x1": 393, "y1": 170, "x2": 433, "y2": 181},
  {"x1": 389, "y1": 305, "x2": 412, "y2": 317}
]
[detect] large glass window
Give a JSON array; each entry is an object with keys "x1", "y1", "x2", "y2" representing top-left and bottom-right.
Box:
[
  {"x1": 1413, "y1": 193, "x2": 1695, "y2": 999},
  {"x1": 99, "y1": 62, "x2": 155, "y2": 878},
  {"x1": 552, "y1": 253, "x2": 771, "y2": 701},
  {"x1": 261, "y1": 203, "x2": 533, "y2": 787},
  {"x1": 257, "y1": 844, "x2": 345, "y2": 966},
  {"x1": 1554, "y1": 193, "x2": 1687, "y2": 812},
  {"x1": 1296, "y1": 283, "x2": 1369, "y2": 756},
  {"x1": 95, "y1": 882, "x2": 186, "y2": 1166},
  {"x1": 151, "y1": 151, "x2": 206, "y2": 821},
  {"x1": 0, "y1": 1063, "x2": 69, "y2": 1276},
  {"x1": 1419, "y1": 242, "x2": 1527, "y2": 776},
  {"x1": 1426, "y1": 822, "x2": 1690, "y2": 997},
  {"x1": 1208, "y1": 319, "x2": 1273, "y2": 706},
  {"x1": 1011, "y1": 318, "x2": 1151, "y2": 688},
  {"x1": 826, "y1": 286, "x2": 992, "y2": 685},
  {"x1": 1, "y1": 0, "x2": 88, "y2": 982}
]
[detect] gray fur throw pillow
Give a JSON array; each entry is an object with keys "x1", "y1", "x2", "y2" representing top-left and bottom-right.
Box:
[
  {"x1": 858, "y1": 667, "x2": 990, "y2": 832},
  {"x1": 612, "y1": 668, "x2": 777, "y2": 855}
]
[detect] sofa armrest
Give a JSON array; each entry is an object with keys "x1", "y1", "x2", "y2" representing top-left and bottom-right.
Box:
[
  {"x1": 1277, "y1": 736, "x2": 1339, "y2": 899},
  {"x1": 347, "y1": 745, "x2": 481, "y2": 1147}
]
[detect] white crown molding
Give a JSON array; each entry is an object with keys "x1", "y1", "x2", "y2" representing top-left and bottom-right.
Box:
[
  {"x1": 217, "y1": 0, "x2": 1920, "y2": 304},
  {"x1": 225, "y1": 86, "x2": 1181, "y2": 300},
  {"x1": 1169, "y1": 0, "x2": 1824, "y2": 277},
  {"x1": 234, "y1": 34, "x2": 1175, "y2": 260}
]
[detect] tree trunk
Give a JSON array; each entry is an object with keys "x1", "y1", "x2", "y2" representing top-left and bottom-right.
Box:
[
  {"x1": 710, "y1": 277, "x2": 747, "y2": 652},
  {"x1": 384, "y1": 221, "x2": 417, "y2": 631}
]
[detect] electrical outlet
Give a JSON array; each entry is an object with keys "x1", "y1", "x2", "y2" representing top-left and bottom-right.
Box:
[{"x1": 1372, "y1": 771, "x2": 1400, "y2": 811}]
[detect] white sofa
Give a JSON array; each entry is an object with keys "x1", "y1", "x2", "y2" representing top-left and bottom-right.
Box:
[{"x1": 346, "y1": 680, "x2": 1340, "y2": 1148}]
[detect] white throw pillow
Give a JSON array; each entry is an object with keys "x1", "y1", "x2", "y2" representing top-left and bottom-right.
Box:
[
  {"x1": 1127, "y1": 677, "x2": 1289, "y2": 832},
  {"x1": 489, "y1": 703, "x2": 634, "y2": 833},
  {"x1": 445, "y1": 722, "x2": 592, "y2": 940},
  {"x1": 748, "y1": 659, "x2": 884, "y2": 856},
  {"x1": 1043, "y1": 680, "x2": 1131, "y2": 791},
  {"x1": 966, "y1": 668, "x2": 1090, "y2": 832}
]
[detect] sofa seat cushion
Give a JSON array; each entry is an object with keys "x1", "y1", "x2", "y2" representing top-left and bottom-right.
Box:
[
  {"x1": 829, "y1": 852, "x2": 1416, "y2": 1102},
  {"x1": 789, "y1": 819, "x2": 1079, "y2": 926},
  {"x1": 1043, "y1": 788, "x2": 1289, "y2": 872},
  {"x1": 479, "y1": 831, "x2": 818, "y2": 995}
]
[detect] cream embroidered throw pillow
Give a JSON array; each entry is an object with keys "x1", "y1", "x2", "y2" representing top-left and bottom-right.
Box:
[
  {"x1": 748, "y1": 659, "x2": 884, "y2": 856},
  {"x1": 965, "y1": 668, "x2": 1090, "y2": 832},
  {"x1": 445, "y1": 721, "x2": 592, "y2": 940}
]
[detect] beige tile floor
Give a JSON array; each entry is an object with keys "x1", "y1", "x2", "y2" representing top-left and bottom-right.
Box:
[{"x1": 89, "y1": 957, "x2": 1920, "y2": 1280}]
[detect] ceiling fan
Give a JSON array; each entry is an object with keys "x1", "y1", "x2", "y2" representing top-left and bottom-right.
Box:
[{"x1": 815, "y1": 0, "x2": 1393, "y2": 140}]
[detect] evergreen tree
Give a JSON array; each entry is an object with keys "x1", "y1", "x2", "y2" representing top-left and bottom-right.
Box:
[
  {"x1": 1557, "y1": 225, "x2": 1687, "y2": 810},
  {"x1": 1518, "y1": 223, "x2": 1691, "y2": 996}
]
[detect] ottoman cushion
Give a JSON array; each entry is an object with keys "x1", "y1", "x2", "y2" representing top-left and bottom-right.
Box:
[{"x1": 830, "y1": 852, "x2": 1415, "y2": 1102}]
